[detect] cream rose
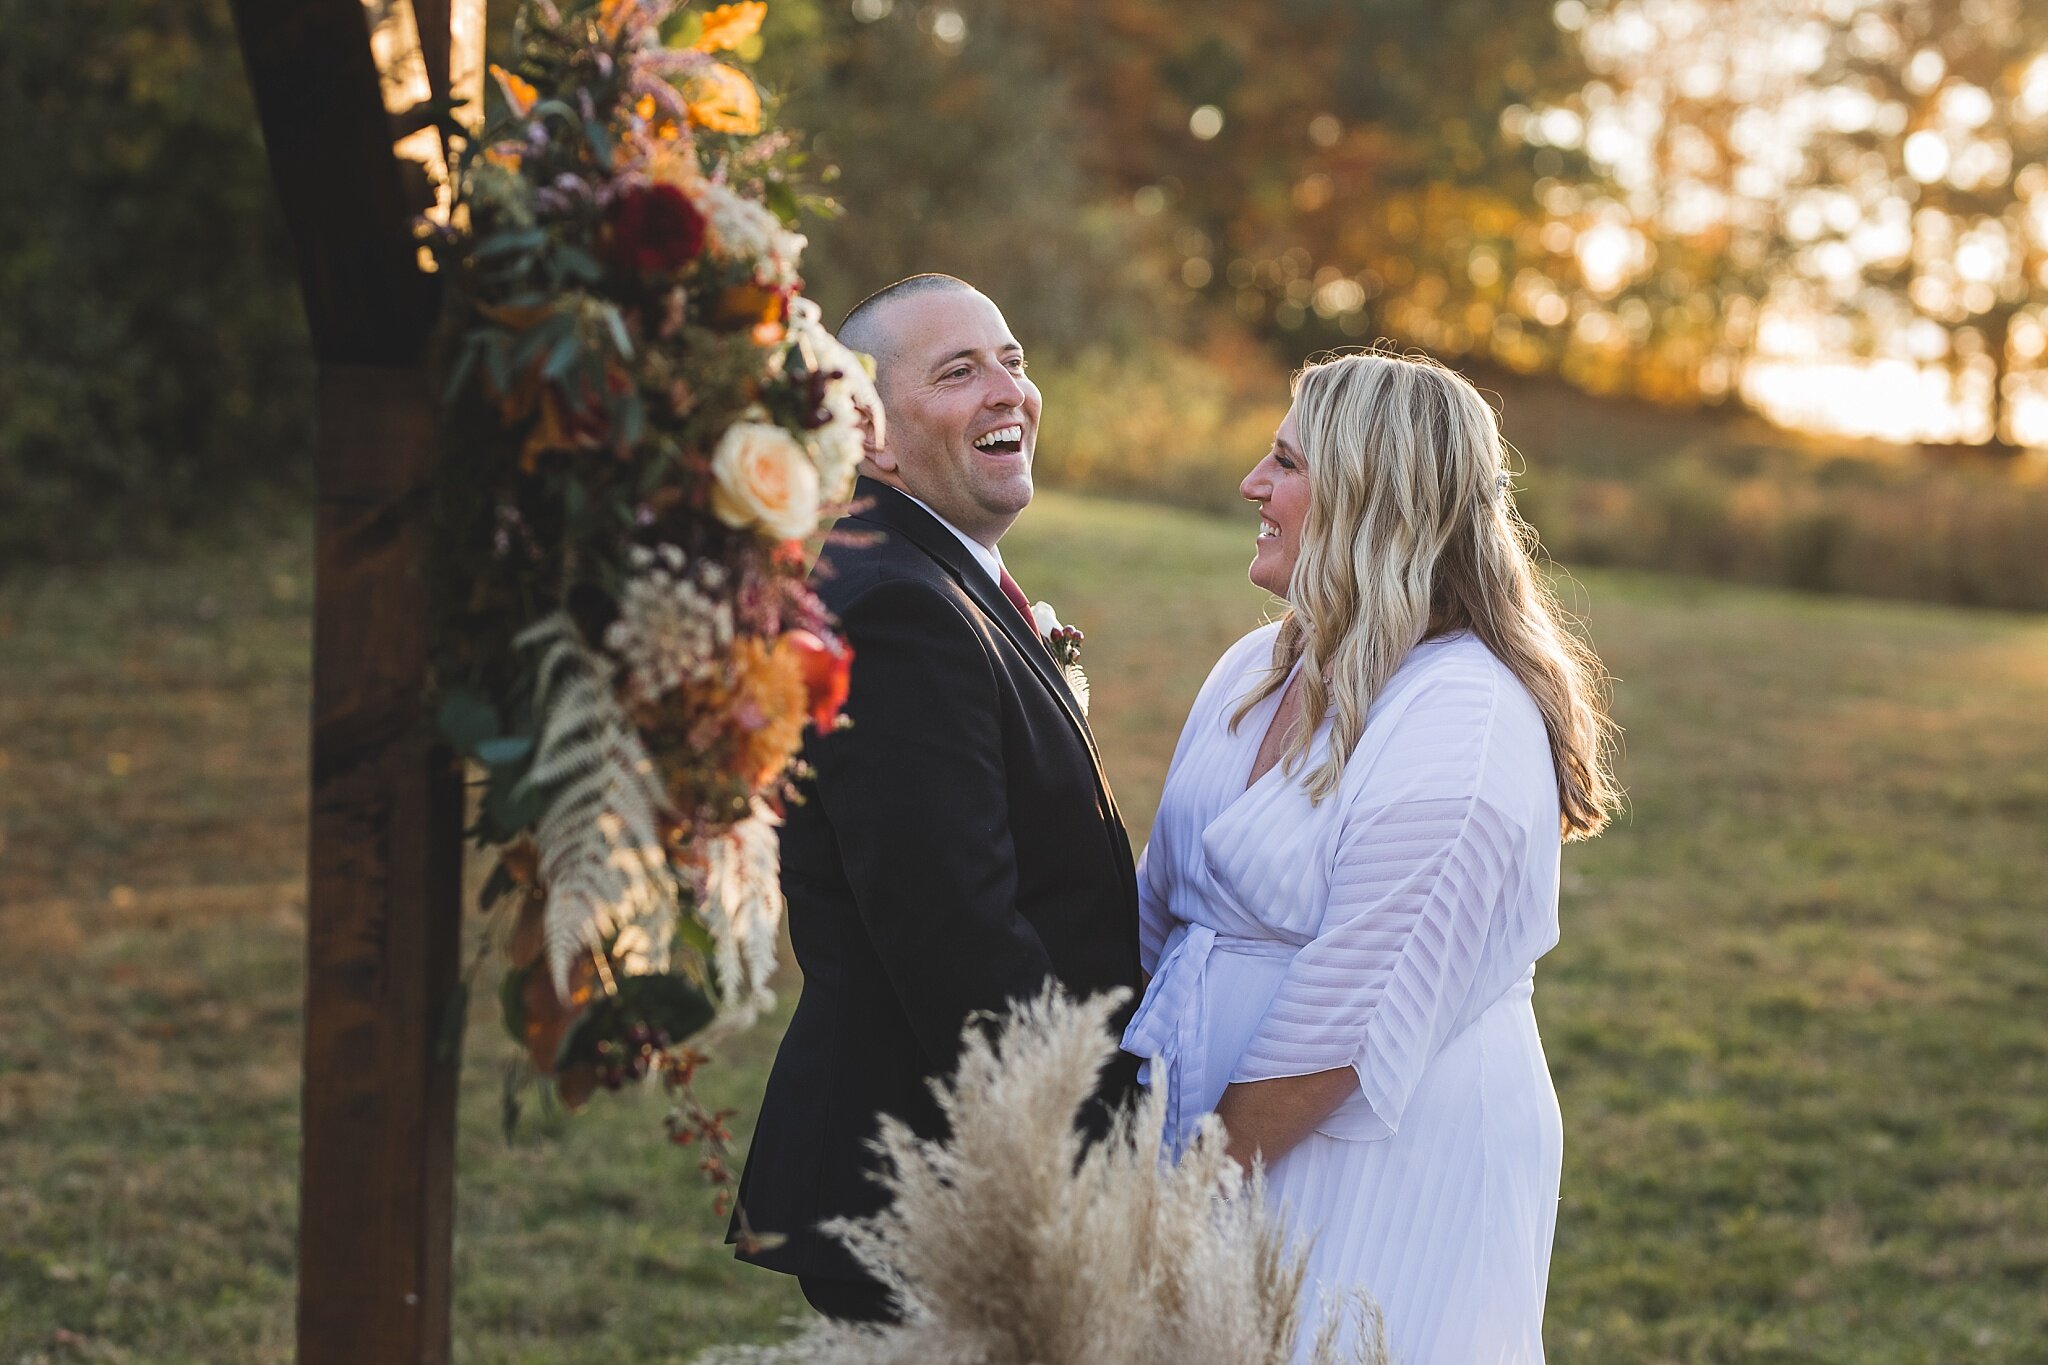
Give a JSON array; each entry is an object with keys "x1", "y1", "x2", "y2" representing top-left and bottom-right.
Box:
[{"x1": 710, "y1": 421, "x2": 820, "y2": 541}]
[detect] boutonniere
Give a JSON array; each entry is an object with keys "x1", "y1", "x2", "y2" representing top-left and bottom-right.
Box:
[{"x1": 1030, "y1": 600, "x2": 1090, "y2": 717}]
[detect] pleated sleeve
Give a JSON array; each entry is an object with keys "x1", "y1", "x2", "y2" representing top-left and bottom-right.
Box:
[{"x1": 1226, "y1": 666, "x2": 1547, "y2": 1142}]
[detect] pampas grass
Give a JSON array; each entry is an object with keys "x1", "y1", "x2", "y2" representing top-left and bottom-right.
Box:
[{"x1": 702, "y1": 989, "x2": 1386, "y2": 1365}]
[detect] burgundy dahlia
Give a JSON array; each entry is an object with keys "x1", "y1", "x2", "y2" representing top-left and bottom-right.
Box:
[{"x1": 606, "y1": 182, "x2": 707, "y2": 276}]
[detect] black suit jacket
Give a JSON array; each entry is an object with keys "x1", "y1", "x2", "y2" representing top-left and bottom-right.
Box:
[{"x1": 730, "y1": 478, "x2": 1143, "y2": 1281}]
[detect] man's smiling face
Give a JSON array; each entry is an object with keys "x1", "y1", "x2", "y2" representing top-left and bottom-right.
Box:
[{"x1": 865, "y1": 288, "x2": 1040, "y2": 548}]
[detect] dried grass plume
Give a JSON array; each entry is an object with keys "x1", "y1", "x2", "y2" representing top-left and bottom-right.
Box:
[{"x1": 701, "y1": 988, "x2": 1386, "y2": 1365}]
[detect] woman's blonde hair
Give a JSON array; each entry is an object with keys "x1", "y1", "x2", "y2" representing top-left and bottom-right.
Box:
[{"x1": 1232, "y1": 348, "x2": 1621, "y2": 839}]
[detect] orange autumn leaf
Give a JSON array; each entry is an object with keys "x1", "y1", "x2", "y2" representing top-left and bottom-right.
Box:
[
  {"x1": 692, "y1": 1, "x2": 767, "y2": 52},
  {"x1": 489, "y1": 63, "x2": 538, "y2": 118},
  {"x1": 685, "y1": 62, "x2": 762, "y2": 134}
]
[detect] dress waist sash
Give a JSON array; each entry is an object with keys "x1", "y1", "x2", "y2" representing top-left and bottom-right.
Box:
[{"x1": 1121, "y1": 923, "x2": 1295, "y2": 1152}]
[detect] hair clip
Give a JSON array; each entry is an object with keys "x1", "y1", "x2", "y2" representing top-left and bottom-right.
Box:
[{"x1": 1495, "y1": 472, "x2": 1511, "y2": 496}]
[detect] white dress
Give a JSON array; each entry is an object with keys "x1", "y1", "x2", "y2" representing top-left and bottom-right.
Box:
[{"x1": 1121, "y1": 624, "x2": 1565, "y2": 1365}]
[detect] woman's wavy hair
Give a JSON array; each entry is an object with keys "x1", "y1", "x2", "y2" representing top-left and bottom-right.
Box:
[{"x1": 1231, "y1": 348, "x2": 1622, "y2": 839}]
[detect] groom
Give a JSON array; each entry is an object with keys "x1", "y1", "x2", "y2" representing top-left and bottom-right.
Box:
[{"x1": 729, "y1": 274, "x2": 1143, "y2": 1321}]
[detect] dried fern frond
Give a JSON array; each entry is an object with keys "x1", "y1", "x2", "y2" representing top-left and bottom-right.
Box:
[
  {"x1": 699, "y1": 989, "x2": 1386, "y2": 1365},
  {"x1": 693, "y1": 799, "x2": 786, "y2": 1032},
  {"x1": 515, "y1": 612, "x2": 680, "y2": 995}
]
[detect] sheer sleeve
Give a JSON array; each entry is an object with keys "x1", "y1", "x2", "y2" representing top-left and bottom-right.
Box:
[
  {"x1": 1227, "y1": 790, "x2": 1527, "y2": 1140},
  {"x1": 1224, "y1": 648, "x2": 1555, "y2": 1142}
]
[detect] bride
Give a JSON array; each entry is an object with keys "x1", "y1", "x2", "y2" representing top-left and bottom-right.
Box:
[{"x1": 1122, "y1": 350, "x2": 1621, "y2": 1363}]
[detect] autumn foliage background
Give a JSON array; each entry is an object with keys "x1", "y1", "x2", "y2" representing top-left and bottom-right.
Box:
[{"x1": 9, "y1": 0, "x2": 2048, "y2": 603}]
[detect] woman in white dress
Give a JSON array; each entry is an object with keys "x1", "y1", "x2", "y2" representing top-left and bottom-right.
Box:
[{"x1": 1122, "y1": 351, "x2": 1621, "y2": 1364}]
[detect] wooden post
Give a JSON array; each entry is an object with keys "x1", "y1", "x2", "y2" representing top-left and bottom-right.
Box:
[{"x1": 227, "y1": 2, "x2": 464, "y2": 1361}]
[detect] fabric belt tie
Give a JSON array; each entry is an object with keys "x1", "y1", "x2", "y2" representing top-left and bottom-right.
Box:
[{"x1": 1121, "y1": 923, "x2": 1294, "y2": 1156}]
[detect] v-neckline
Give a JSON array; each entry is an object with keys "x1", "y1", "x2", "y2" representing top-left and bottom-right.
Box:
[{"x1": 1239, "y1": 653, "x2": 1308, "y2": 795}]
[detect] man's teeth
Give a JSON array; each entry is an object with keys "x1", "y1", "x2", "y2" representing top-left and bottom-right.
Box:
[{"x1": 973, "y1": 425, "x2": 1024, "y2": 450}]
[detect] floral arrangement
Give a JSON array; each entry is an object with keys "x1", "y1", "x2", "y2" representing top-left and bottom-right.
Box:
[{"x1": 423, "y1": 0, "x2": 873, "y2": 1207}]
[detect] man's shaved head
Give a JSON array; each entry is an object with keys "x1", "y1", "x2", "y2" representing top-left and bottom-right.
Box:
[
  {"x1": 837, "y1": 274, "x2": 978, "y2": 384},
  {"x1": 839, "y1": 276, "x2": 1040, "y2": 548}
]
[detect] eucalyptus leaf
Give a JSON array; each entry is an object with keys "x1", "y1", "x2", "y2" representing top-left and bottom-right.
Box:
[
  {"x1": 482, "y1": 331, "x2": 513, "y2": 394},
  {"x1": 437, "y1": 688, "x2": 502, "y2": 755},
  {"x1": 541, "y1": 330, "x2": 582, "y2": 382},
  {"x1": 500, "y1": 964, "x2": 532, "y2": 1046},
  {"x1": 442, "y1": 334, "x2": 482, "y2": 404},
  {"x1": 618, "y1": 389, "x2": 646, "y2": 447},
  {"x1": 477, "y1": 762, "x2": 548, "y2": 841},
  {"x1": 557, "y1": 246, "x2": 604, "y2": 286},
  {"x1": 599, "y1": 303, "x2": 634, "y2": 361},
  {"x1": 476, "y1": 734, "x2": 536, "y2": 768},
  {"x1": 475, "y1": 227, "x2": 547, "y2": 260}
]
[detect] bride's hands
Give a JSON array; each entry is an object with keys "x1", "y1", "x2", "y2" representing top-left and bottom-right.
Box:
[{"x1": 1214, "y1": 1067, "x2": 1359, "y2": 1173}]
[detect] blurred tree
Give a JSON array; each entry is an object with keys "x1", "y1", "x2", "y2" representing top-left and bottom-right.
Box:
[
  {"x1": 1797, "y1": 0, "x2": 2048, "y2": 448},
  {"x1": 763, "y1": 0, "x2": 1169, "y2": 352},
  {"x1": 0, "y1": 0, "x2": 314, "y2": 568},
  {"x1": 1016, "y1": 0, "x2": 1599, "y2": 364},
  {"x1": 1526, "y1": 0, "x2": 2048, "y2": 444}
]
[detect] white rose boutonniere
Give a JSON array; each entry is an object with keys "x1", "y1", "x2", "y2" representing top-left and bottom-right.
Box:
[{"x1": 1031, "y1": 600, "x2": 1089, "y2": 717}]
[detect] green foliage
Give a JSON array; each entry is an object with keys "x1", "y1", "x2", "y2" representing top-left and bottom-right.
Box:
[{"x1": 0, "y1": 0, "x2": 313, "y2": 570}]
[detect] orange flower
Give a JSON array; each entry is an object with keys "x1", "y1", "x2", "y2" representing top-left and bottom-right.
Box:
[
  {"x1": 692, "y1": 1, "x2": 767, "y2": 52},
  {"x1": 685, "y1": 63, "x2": 762, "y2": 134},
  {"x1": 713, "y1": 281, "x2": 788, "y2": 332},
  {"x1": 597, "y1": 0, "x2": 641, "y2": 38},
  {"x1": 489, "y1": 63, "x2": 538, "y2": 118},
  {"x1": 784, "y1": 630, "x2": 852, "y2": 731},
  {"x1": 728, "y1": 636, "x2": 808, "y2": 786}
]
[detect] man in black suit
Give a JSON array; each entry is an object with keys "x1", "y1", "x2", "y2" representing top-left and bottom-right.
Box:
[{"x1": 729, "y1": 274, "x2": 1143, "y2": 1322}]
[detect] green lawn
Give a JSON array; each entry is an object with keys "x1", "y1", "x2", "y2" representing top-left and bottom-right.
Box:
[{"x1": 2, "y1": 490, "x2": 2044, "y2": 1363}]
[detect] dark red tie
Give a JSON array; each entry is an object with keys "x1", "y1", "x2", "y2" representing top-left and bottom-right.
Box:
[{"x1": 996, "y1": 566, "x2": 1037, "y2": 634}]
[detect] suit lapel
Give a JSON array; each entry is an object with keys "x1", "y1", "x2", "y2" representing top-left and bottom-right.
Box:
[{"x1": 846, "y1": 480, "x2": 1116, "y2": 786}]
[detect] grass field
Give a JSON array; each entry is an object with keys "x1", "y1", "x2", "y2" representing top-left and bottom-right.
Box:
[{"x1": 2, "y1": 490, "x2": 2045, "y2": 1364}]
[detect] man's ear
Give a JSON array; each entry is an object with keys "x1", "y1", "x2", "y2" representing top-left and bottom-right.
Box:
[{"x1": 859, "y1": 404, "x2": 896, "y2": 473}]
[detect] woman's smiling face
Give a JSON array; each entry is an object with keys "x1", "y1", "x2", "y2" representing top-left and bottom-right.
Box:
[{"x1": 1240, "y1": 403, "x2": 1311, "y2": 599}]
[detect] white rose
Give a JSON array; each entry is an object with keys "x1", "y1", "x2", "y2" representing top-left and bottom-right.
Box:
[
  {"x1": 710, "y1": 421, "x2": 820, "y2": 541},
  {"x1": 1031, "y1": 600, "x2": 1061, "y2": 638}
]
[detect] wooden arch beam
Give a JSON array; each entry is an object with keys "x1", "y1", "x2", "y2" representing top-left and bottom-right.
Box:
[{"x1": 227, "y1": 2, "x2": 475, "y2": 1361}]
